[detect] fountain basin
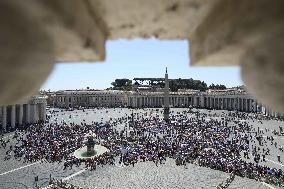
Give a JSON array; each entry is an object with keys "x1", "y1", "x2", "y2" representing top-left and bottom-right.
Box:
[{"x1": 74, "y1": 145, "x2": 109, "y2": 159}]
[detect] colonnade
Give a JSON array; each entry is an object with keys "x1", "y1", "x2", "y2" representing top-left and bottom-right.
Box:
[
  {"x1": 203, "y1": 96, "x2": 256, "y2": 112},
  {"x1": 128, "y1": 93, "x2": 264, "y2": 113},
  {"x1": 0, "y1": 102, "x2": 46, "y2": 131}
]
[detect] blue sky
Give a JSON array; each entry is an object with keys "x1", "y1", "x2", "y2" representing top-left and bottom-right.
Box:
[{"x1": 41, "y1": 38, "x2": 243, "y2": 91}]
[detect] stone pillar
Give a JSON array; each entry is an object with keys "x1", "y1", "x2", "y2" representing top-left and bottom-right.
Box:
[
  {"x1": 244, "y1": 99, "x2": 247, "y2": 112},
  {"x1": 135, "y1": 97, "x2": 137, "y2": 107},
  {"x1": 30, "y1": 104, "x2": 37, "y2": 123},
  {"x1": 248, "y1": 99, "x2": 252, "y2": 112},
  {"x1": 2, "y1": 106, "x2": 7, "y2": 131},
  {"x1": 200, "y1": 97, "x2": 204, "y2": 108},
  {"x1": 223, "y1": 98, "x2": 226, "y2": 110},
  {"x1": 231, "y1": 98, "x2": 235, "y2": 111},
  {"x1": 145, "y1": 97, "x2": 147, "y2": 107},
  {"x1": 11, "y1": 105, "x2": 16, "y2": 129},
  {"x1": 216, "y1": 98, "x2": 219, "y2": 109},
  {"x1": 26, "y1": 104, "x2": 31, "y2": 123},
  {"x1": 207, "y1": 97, "x2": 210, "y2": 108},
  {"x1": 18, "y1": 104, "x2": 23, "y2": 125},
  {"x1": 237, "y1": 98, "x2": 241, "y2": 111},
  {"x1": 38, "y1": 103, "x2": 43, "y2": 121},
  {"x1": 254, "y1": 100, "x2": 258, "y2": 113},
  {"x1": 239, "y1": 98, "x2": 243, "y2": 111}
]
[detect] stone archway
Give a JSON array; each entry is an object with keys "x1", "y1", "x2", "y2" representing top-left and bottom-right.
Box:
[{"x1": 0, "y1": 0, "x2": 284, "y2": 113}]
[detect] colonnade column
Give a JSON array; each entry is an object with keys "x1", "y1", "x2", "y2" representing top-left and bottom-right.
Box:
[
  {"x1": 223, "y1": 98, "x2": 226, "y2": 110},
  {"x1": 26, "y1": 104, "x2": 31, "y2": 123},
  {"x1": 2, "y1": 106, "x2": 7, "y2": 131},
  {"x1": 227, "y1": 98, "x2": 230, "y2": 110},
  {"x1": 30, "y1": 104, "x2": 37, "y2": 123},
  {"x1": 248, "y1": 99, "x2": 252, "y2": 112},
  {"x1": 18, "y1": 104, "x2": 23, "y2": 126},
  {"x1": 240, "y1": 99, "x2": 243, "y2": 111},
  {"x1": 232, "y1": 98, "x2": 235, "y2": 110},
  {"x1": 11, "y1": 105, "x2": 16, "y2": 129}
]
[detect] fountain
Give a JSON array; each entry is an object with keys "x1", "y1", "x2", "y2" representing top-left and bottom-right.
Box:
[{"x1": 73, "y1": 132, "x2": 109, "y2": 159}]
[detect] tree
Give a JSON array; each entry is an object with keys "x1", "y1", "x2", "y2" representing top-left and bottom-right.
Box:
[
  {"x1": 110, "y1": 79, "x2": 132, "y2": 90},
  {"x1": 209, "y1": 84, "x2": 226, "y2": 90}
]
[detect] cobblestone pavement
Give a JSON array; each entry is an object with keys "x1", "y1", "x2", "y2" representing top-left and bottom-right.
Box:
[
  {"x1": 0, "y1": 108, "x2": 283, "y2": 189},
  {"x1": 68, "y1": 159, "x2": 266, "y2": 189}
]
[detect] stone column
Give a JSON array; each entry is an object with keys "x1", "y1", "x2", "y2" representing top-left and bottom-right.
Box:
[
  {"x1": 253, "y1": 100, "x2": 258, "y2": 113},
  {"x1": 145, "y1": 97, "x2": 147, "y2": 107},
  {"x1": 38, "y1": 103, "x2": 43, "y2": 121},
  {"x1": 2, "y1": 106, "x2": 7, "y2": 131},
  {"x1": 18, "y1": 104, "x2": 23, "y2": 125},
  {"x1": 248, "y1": 99, "x2": 252, "y2": 112},
  {"x1": 207, "y1": 97, "x2": 210, "y2": 108},
  {"x1": 200, "y1": 97, "x2": 204, "y2": 108},
  {"x1": 26, "y1": 104, "x2": 31, "y2": 123},
  {"x1": 30, "y1": 104, "x2": 37, "y2": 123},
  {"x1": 10, "y1": 105, "x2": 16, "y2": 129},
  {"x1": 239, "y1": 98, "x2": 242, "y2": 111},
  {"x1": 194, "y1": 97, "x2": 198, "y2": 107},
  {"x1": 237, "y1": 98, "x2": 241, "y2": 111},
  {"x1": 216, "y1": 98, "x2": 218, "y2": 109},
  {"x1": 223, "y1": 98, "x2": 226, "y2": 110}
]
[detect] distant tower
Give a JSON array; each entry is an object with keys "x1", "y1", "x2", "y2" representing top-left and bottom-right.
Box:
[{"x1": 164, "y1": 67, "x2": 170, "y2": 123}]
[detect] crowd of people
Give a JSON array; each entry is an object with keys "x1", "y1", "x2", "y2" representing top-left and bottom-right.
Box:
[{"x1": 1, "y1": 108, "x2": 284, "y2": 187}]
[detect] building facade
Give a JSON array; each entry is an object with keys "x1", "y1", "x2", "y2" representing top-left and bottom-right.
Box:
[
  {"x1": 55, "y1": 90, "x2": 127, "y2": 108},
  {"x1": 127, "y1": 90, "x2": 280, "y2": 116},
  {"x1": 0, "y1": 95, "x2": 47, "y2": 131},
  {"x1": 51, "y1": 88, "x2": 281, "y2": 117}
]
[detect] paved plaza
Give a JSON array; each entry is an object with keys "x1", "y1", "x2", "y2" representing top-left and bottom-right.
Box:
[{"x1": 0, "y1": 108, "x2": 283, "y2": 189}]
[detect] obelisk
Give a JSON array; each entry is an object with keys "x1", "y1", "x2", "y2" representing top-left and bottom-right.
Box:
[{"x1": 164, "y1": 67, "x2": 170, "y2": 123}]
